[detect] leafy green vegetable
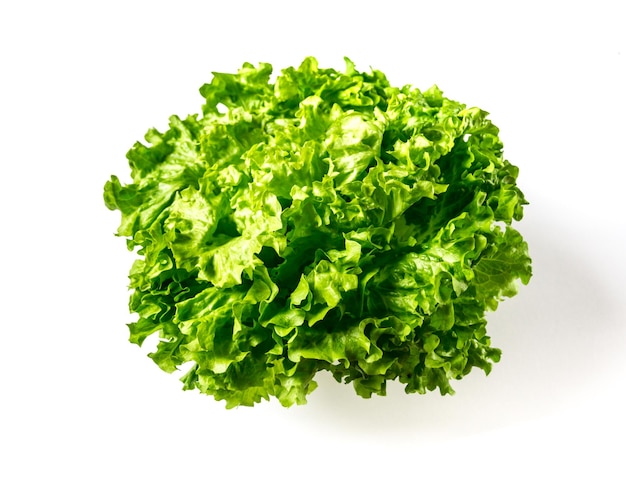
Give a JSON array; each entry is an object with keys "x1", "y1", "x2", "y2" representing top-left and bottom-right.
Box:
[{"x1": 104, "y1": 57, "x2": 531, "y2": 408}]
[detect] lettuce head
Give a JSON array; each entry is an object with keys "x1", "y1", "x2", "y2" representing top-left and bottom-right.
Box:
[{"x1": 104, "y1": 57, "x2": 532, "y2": 408}]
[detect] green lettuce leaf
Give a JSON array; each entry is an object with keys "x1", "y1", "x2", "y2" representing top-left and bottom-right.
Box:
[{"x1": 105, "y1": 57, "x2": 531, "y2": 407}]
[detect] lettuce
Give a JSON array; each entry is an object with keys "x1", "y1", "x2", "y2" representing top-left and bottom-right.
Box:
[{"x1": 104, "y1": 57, "x2": 531, "y2": 407}]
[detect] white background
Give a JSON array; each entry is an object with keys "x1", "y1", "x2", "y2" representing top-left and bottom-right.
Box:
[{"x1": 2, "y1": 1, "x2": 625, "y2": 477}]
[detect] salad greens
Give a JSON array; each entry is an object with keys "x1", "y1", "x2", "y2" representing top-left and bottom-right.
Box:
[{"x1": 104, "y1": 57, "x2": 531, "y2": 407}]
